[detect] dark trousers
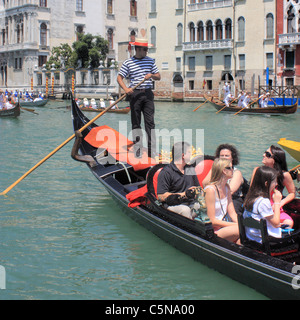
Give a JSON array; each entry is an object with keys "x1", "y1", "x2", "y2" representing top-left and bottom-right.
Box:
[{"x1": 129, "y1": 89, "x2": 156, "y2": 157}]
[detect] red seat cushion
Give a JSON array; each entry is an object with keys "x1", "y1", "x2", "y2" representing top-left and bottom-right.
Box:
[{"x1": 195, "y1": 159, "x2": 213, "y2": 187}]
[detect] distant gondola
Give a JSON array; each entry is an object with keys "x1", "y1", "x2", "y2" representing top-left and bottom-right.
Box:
[
  {"x1": 71, "y1": 96, "x2": 300, "y2": 300},
  {"x1": 0, "y1": 103, "x2": 21, "y2": 118},
  {"x1": 19, "y1": 99, "x2": 48, "y2": 107},
  {"x1": 204, "y1": 94, "x2": 298, "y2": 115}
]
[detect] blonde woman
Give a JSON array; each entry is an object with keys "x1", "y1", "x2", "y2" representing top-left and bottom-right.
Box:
[{"x1": 204, "y1": 158, "x2": 240, "y2": 243}]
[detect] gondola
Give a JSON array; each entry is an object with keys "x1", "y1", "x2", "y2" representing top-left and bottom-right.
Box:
[
  {"x1": 71, "y1": 96, "x2": 300, "y2": 300},
  {"x1": 80, "y1": 106, "x2": 130, "y2": 114},
  {"x1": 19, "y1": 99, "x2": 48, "y2": 107},
  {"x1": 0, "y1": 103, "x2": 21, "y2": 118},
  {"x1": 204, "y1": 94, "x2": 298, "y2": 115}
]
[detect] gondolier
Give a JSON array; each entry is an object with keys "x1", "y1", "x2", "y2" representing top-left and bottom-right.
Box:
[{"x1": 117, "y1": 38, "x2": 161, "y2": 159}]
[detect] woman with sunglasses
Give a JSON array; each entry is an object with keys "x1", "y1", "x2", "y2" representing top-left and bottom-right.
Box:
[
  {"x1": 250, "y1": 145, "x2": 295, "y2": 227},
  {"x1": 204, "y1": 158, "x2": 240, "y2": 243}
]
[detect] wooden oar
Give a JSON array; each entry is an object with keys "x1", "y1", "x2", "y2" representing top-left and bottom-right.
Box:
[
  {"x1": 20, "y1": 106, "x2": 38, "y2": 115},
  {"x1": 215, "y1": 97, "x2": 238, "y2": 114},
  {"x1": 0, "y1": 79, "x2": 146, "y2": 196},
  {"x1": 270, "y1": 98, "x2": 278, "y2": 106},
  {"x1": 193, "y1": 100, "x2": 208, "y2": 112},
  {"x1": 216, "y1": 105, "x2": 227, "y2": 114},
  {"x1": 234, "y1": 98, "x2": 260, "y2": 115}
]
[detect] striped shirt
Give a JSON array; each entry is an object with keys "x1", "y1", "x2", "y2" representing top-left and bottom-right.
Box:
[{"x1": 118, "y1": 56, "x2": 159, "y2": 89}]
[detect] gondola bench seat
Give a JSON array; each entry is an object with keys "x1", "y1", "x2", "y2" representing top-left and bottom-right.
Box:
[{"x1": 238, "y1": 213, "x2": 300, "y2": 259}]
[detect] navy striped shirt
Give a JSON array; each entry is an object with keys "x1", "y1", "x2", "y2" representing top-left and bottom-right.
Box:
[{"x1": 118, "y1": 56, "x2": 159, "y2": 89}]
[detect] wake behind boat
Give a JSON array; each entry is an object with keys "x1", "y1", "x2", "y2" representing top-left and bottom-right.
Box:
[
  {"x1": 71, "y1": 96, "x2": 300, "y2": 299},
  {"x1": 204, "y1": 94, "x2": 298, "y2": 115}
]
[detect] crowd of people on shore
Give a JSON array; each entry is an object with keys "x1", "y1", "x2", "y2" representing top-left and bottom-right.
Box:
[
  {"x1": 223, "y1": 82, "x2": 272, "y2": 108},
  {"x1": 156, "y1": 142, "x2": 299, "y2": 245}
]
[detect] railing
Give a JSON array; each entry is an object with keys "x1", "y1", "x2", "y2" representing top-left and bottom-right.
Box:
[
  {"x1": 259, "y1": 85, "x2": 300, "y2": 97},
  {"x1": 183, "y1": 39, "x2": 233, "y2": 51},
  {"x1": 188, "y1": 0, "x2": 233, "y2": 11},
  {"x1": 279, "y1": 33, "x2": 300, "y2": 46}
]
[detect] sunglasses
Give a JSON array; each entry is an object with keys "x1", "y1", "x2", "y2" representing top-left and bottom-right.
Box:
[
  {"x1": 264, "y1": 151, "x2": 272, "y2": 158},
  {"x1": 225, "y1": 166, "x2": 234, "y2": 170}
]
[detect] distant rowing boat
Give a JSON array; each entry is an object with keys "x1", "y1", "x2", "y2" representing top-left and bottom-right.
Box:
[
  {"x1": 80, "y1": 106, "x2": 130, "y2": 114},
  {"x1": 19, "y1": 99, "x2": 48, "y2": 107},
  {"x1": 204, "y1": 94, "x2": 298, "y2": 115}
]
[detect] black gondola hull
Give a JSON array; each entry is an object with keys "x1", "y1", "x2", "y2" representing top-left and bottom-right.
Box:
[{"x1": 71, "y1": 96, "x2": 300, "y2": 300}]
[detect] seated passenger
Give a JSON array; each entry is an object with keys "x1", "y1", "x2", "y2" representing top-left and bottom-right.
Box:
[
  {"x1": 204, "y1": 158, "x2": 240, "y2": 243},
  {"x1": 251, "y1": 145, "x2": 295, "y2": 227},
  {"x1": 91, "y1": 98, "x2": 97, "y2": 109},
  {"x1": 202, "y1": 144, "x2": 248, "y2": 214},
  {"x1": 157, "y1": 142, "x2": 200, "y2": 220},
  {"x1": 243, "y1": 166, "x2": 282, "y2": 243}
]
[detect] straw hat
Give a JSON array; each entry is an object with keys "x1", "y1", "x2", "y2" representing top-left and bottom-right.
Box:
[{"x1": 129, "y1": 38, "x2": 153, "y2": 47}]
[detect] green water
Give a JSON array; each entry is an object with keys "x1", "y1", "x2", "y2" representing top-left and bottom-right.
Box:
[{"x1": 0, "y1": 100, "x2": 299, "y2": 300}]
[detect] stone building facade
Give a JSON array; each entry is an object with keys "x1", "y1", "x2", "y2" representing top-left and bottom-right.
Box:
[
  {"x1": 277, "y1": 0, "x2": 300, "y2": 87},
  {"x1": 147, "y1": 0, "x2": 276, "y2": 100},
  {"x1": 0, "y1": 0, "x2": 147, "y2": 90}
]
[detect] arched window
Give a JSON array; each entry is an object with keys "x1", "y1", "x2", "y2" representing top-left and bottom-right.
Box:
[
  {"x1": 197, "y1": 21, "x2": 204, "y2": 41},
  {"x1": 266, "y1": 13, "x2": 274, "y2": 38},
  {"x1": 130, "y1": 0, "x2": 137, "y2": 17},
  {"x1": 16, "y1": 24, "x2": 21, "y2": 43},
  {"x1": 206, "y1": 20, "x2": 213, "y2": 41},
  {"x1": 40, "y1": 23, "x2": 47, "y2": 46},
  {"x1": 150, "y1": 26, "x2": 156, "y2": 47},
  {"x1": 107, "y1": 0, "x2": 113, "y2": 14},
  {"x1": 130, "y1": 30, "x2": 136, "y2": 42},
  {"x1": 189, "y1": 22, "x2": 195, "y2": 42},
  {"x1": 225, "y1": 19, "x2": 232, "y2": 39},
  {"x1": 177, "y1": 23, "x2": 183, "y2": 45},
  {"x1": 76, "y1": 25, "x2": 84, "y2": 40},
  {"x1": 215, "y1": 19, "x2": 222, "y2": 40},
  {"x1": 287, "y1": 6, "x2": 296, "y2": 33},
  {"x1": 238, "y1": 17, "x2": 245, "y2": 41},
  {"x1": 107, "y1": 28, "x2": 113, "y2": 50},
  {"x1": 40, "y1": 0, "x2": 47, "y2": 7}
]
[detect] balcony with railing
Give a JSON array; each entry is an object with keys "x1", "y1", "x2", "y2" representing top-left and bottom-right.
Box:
[
  {"x1": 183, "y1": 39, "x2": 233, "y2": 51},
  {"x1": 188, "y1": 0, "x2": 233, "y2": 11},
  {"x1": 278, "y1": 33, "x2": 300, "y2": 48}
]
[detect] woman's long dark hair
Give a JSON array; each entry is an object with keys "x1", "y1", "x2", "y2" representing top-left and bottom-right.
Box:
[
  {"x1": 270, "y1": 145, "x2": 288, "y2": 191},
  {"x1": 244, "y1": 166, "x2": 278, "y2": 212}
]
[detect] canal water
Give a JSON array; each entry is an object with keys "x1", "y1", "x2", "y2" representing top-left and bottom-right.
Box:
[{"x1": 0, "y1": 99, "x2": 299, "y2": 300}]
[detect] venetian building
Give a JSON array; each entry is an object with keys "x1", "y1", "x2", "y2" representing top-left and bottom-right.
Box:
[
  {"x1": 0, "y1": 0, "x2": 147, "y2": 89},
  {"x1": 277, "y1": 0, "x2": 300, "y2": 86},
  {"x1": 148, "y1": 0, "x2": 276, "y2": 100}
]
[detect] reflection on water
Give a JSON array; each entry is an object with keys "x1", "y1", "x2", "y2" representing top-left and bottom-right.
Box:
[{"x1": 0, "y1": 100, "x2": 299, "y2": 299}]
